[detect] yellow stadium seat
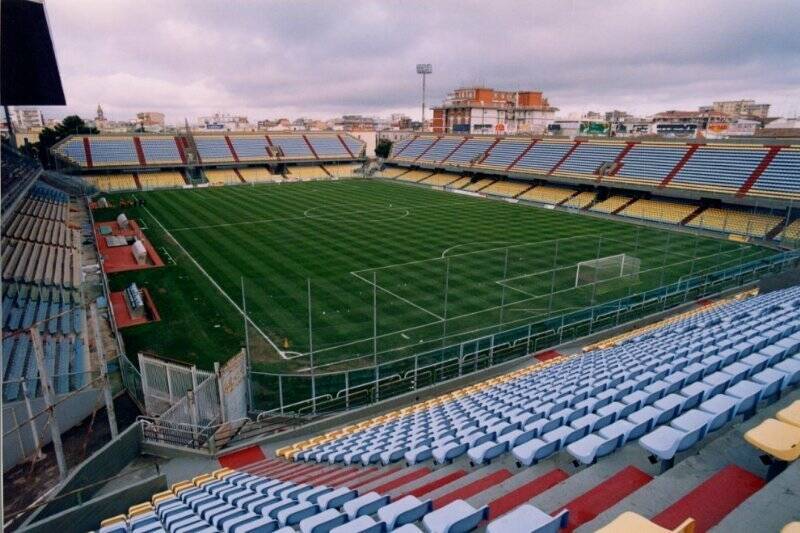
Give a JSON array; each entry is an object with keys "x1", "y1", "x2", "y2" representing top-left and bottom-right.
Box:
[
  {"x1": 238, "y1": 166, "x2": 282, "y2": 183},
  {"x1": 688, "y1": 208, "x2": 783, "y2": 238},
  {"x1": 619, "y1": 199, "x2": 697, "y2": 224},
  {"x1": 420, "y1": 172, "x2": 461, "y2": 187},
  {"x1": 138, "y1": 171, "x2": 185, "y2": 189},
  {"x1": 596, "y1": 512, "x2": 695, "y2": 533},
  {"x1": 463, "y1": 179, "x2": 495, "y2": 191},
  {"x1": 446, "y1": 177, "x2": 472, "y2": 189},
  {"x1": 481, "y1": 180, "x2": 532, "y2": 198},
  {"x1": 396, "y1": 169, "x2": 434, "y2": 182},
  {"x1": 204, "y1": 168, "x2": 242, "y2": 186},
  {"x1": 744, "y1": 418, "x2": 800, "y2": 462},
  {"x1": 518, "y1": 185, "x2": 576, "y2": 205},
  {"x1": 84, "y1": 173, "x2": 138, "y2": 192},
  {"x1": 324, "y1": 164, "x2": 361, "y2": 177},
  {"x1": 286, "y1": 165, "x2": 329, "y2": 180},
  {"x1": 378, "y1": 167, "x2": 411, "y2": 178},
  {"x1": 591, "y1": 196, "x2": 631, "y2": 214},
  {"x1": 562, "y1": 191, "x2": 596, "y2": 209},
  {"x1": 776, "y1": 400, "x2": 800, "y2": 427}
]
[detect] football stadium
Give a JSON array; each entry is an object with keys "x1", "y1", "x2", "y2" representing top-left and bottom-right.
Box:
[{"x1": 2, "y1": 1, "x2": 800, "y2": 532}]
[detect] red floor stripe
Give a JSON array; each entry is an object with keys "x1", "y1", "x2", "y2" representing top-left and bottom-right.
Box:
[
  {"x1": 558, "y1": 465, "x2": 653, "y2": 532},
  {"x1": 254, "y1": 461, "x2": 300, "y2": 476},
  {"x1": 328, "y1": 467, "x2": 379, "y2": 487},
  {"x1": 488, "y1": 469, "x2": 569, "y2": 519},
  {"x1": 653, "y1": 465, "x2": 765, "y2": 533},
  {"x1": 293, "y1": 466, "x2": 338, "y2": 483},
  {"x1": 218, "y1": 446, "x2": 266, "y2": 470},
  {"x1": 434, "y1": 469, "x2": 512, "y2": 509},
  {"x1": 310, "y1": 467, "x2": 357, "y2": 485},
  {"x1": 401, "y1": 470, "x2": 467, "y2": 498},
  {"x1": 371, "y1": 468, "x2": 432, "y2": 494},
  {"x1": 536, "y1": 350, "x2": 562, "y2": 362},
  {"x1": 349, "y1": 467, "x2": 402, "y2": 489},
  {"x1": 282, "y1": 464, "x2": 327, "y2": 481}
]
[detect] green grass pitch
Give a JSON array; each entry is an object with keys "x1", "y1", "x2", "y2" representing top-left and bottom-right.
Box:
[{"x1": 98, "y1": 179, "x2": 775, "y2": 372}]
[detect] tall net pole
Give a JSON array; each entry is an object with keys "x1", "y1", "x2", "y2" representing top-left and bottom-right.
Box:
[
  {"x1": 499, "y1": 247, "x2": 510, "y2": 328},
  {"x1": 307, "y1": 279, "x2": 315, "y2": 415},
  {"x1": 442, "y1": 256, "x2": 450, "y2": 348},
  {"x1": 241, "y1": 277, "x2": 253, "y2": 410},
  {"x1": 373, "y1": 271, "x2": 379, "y2": 402}
]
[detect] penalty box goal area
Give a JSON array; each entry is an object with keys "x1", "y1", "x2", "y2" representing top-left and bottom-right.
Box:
[{"x1": 575, "y1": 254, "x2": 641, "y2": 288}]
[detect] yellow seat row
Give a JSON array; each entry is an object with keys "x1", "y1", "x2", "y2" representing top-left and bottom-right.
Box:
[
  {"x1": 204, "y1": 169, "x2": 242, "y2": 186},
  {"x1": 562, "y1": 191, "x2": 596, "y2": 209},
  {"x1": 396, "y1": 170, "x2": 434, "y2": 182},
  {"x1": 138, "y1": 171, "x2": 185, "y2": 189},
  {"x1": 462, "y1": 178, "x2": 495, "y2": 192},
  {"x1": 619, "y1": 199, "x2": 697, "y2": 224},
  {"x1": 590, "y1": 195, "x2": 632, "y2": 214},
  {"x1": 480, "y1": 180, "x2": 532, "y2": 198},
  {"x1": 286, "y1": 165, "x2": 329, "y2": 180},
  {"x1": 745, "y1": 400, "x2": 800, "y2": 462},
  {"x1": 276, "y1": 353, "x2": 576, "y2": 460},
  {"x1": 324, "y1": 164, "x2": 361, "y2": 177},
  {"x1": 83, "y1": 173, "x2": 139, "y2": 192},
  {"x1": 238, "y1": 166, "x2": 282, "y2": 183},
  {"x1": 379, "y1": 167, "x2": 411, "y2": 178},
  {"x1": 518, "y1": 185, "x2": 576, "y2": 205},
  {"x1": 687, "y1": 208, "x2": 783, "y2": 238},
  {"x1": 446, "y1": 177, "x2": 472, "y2": 189},
  {"x1": 420, "y1": 172, "x2": 461, "y2": 187},
  {"x1": 780, "y1": 219, "x2": 800, "y2": 242}
]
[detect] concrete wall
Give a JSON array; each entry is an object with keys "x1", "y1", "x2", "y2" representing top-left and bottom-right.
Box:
[
  {"x1": 18, "y1": 475, "x2": 167, "y2": 533},
  {"x1": 22, "y1": 421, "x2": 143, "y2": 525},
  {"x1": 3, "y1": 387, "x2": 103, "y2": 472}
]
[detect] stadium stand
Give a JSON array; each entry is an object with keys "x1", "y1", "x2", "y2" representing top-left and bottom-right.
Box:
[
  {"x1": 138, "y1": 170, "x2": 186, "y2": 189},
  {"x1": 446, "y1": 176, "x2": 472, "y2": 189},
  {"x1": 553, "y1": 141, "x2": 625, "y2": 178},
  {"x1": 518, "y1": 184, "x2": 577, "y2": 206},
  {"x1": 195, "y1": 136, "x2": 234, "y2": 163},
  {"x1": 52, "y1": 133, "x2": 366, "y2": 169},
  {"x1": 667, "y1": 146, "x2": 768, "y2": 195},
  {"x1": 1, "y1": 145, "x2": 42, "y2": 218},
  {"x1": 417, "y1": 137, "x2": 465, "y2": 164},
  {"x1": 610, "y1": 143, "x2": 689, "y2": 186},
  {"x1": 618, "y1": 199, "x2": 699, "y2": 225},
  {"x1": 562, "y1": 191, "x2": 597, "y2": 209},
  {"x1": 205, "y1": 168, "x2": 244, "y2": 186},
  {"x1": 591, "y1": 195, "x2": 633, "y2": 214},
  {"x1": 445, "y1": 138, "x2": 496, "y2": 165},
  {"x1": 475, "y1": 180, "x2": 531, "y2": 198},
  {"x1": 387, "y1": 136, "x2": 800, "y2": 203},
  {"x1": 193, "y1": 286, "x2": 800, "y2": 532},
  {"x1": 780, "y1": 219, "x2": 800, "y2": 243},
  {"x1": 420, "y1": 172, "x2": 461, "y2": 187},
  {"x1": 508, "y1": 141, "x2": 574, "y2": 173},
  {"x1": 462, "y1": 178, "x2": 495, "y2": 192},
  {"x1": 81, "y1": 173, "x2": 139, "y2": 192},
  {"x1": 324, "y1": 164, "x2": 362, "y2": 178},
  {"x1": 238, "y1": 166, "x2": 283, "y2": 183},
  {"x1": 377, "y1": 167, "x2": 410, "y2": 179},
  {"x1": 688, "y1": 208, "x2": 784, "y2": 238},
  {"x1": 479, "y1": 139, "x2": 532, "y2": 170},
  {"x1": 396, "y1": 170, "x2": 434, "y2": 183},
  {"x1": 285, "y1": 165, "x2": 329, "y2": 181},
  {"x1": 138, "y1": 136, "x2": 183, "y2": 165},
  {"x1": 747, "y1": 148, "x2": 800, "y2": 201}
]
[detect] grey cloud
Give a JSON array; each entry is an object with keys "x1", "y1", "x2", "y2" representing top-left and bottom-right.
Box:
[{"x1": 40, "y1": 0, "x2": 800, "y2": 123}]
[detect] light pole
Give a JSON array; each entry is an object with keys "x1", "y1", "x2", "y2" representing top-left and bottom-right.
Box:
[{"x1": 416, "y1": 64, "x2": 432, "y2": 131}]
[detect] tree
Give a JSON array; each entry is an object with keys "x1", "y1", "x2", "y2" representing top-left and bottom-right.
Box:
[
  {"x1": 34, "y1": 115, "x2": 98, "y2": 168},
  {"x1": 375, "y1": 138, "x2": 392, "y2": 159}
]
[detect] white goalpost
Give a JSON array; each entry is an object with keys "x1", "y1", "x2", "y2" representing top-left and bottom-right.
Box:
[{"x1": 575, "y1": 253, "x2": 641, "y2": 288}]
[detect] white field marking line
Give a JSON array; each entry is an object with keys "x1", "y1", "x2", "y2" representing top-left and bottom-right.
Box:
[
  {"x1": 350, "y1": 270, "x2": 444, "y2": 321},
  {"x1": 141, "y1": 204, "x2": 289, "y2": 359},
  {"x1": 350, "y1": 233, "x2": 613, "y2": 275},
  {"x1": 165, "y1": 201, "x2": 465, "y2": 232},
  {"x1": 304, "y1": 203, "x2": 411, "y2": 223},
  {"x1": 441, "y1": 241, "x2": 513, "y2": 258}
]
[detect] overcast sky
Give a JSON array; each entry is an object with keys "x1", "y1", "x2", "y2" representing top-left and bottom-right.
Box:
[{"x1": 41, "y1": 0, "x2": 800, "y2": 124}]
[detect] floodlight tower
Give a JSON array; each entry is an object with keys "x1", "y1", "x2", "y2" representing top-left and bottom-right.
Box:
[{"x1": 416, "y1": 63, "x2": 432, "y2": 131}]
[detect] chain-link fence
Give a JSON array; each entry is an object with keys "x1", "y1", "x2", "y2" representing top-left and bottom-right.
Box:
[{"x1": 247, "y1": 241, "x2": 800, "y2": 415}]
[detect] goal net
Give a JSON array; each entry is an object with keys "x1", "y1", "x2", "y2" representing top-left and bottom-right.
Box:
[{"x1": 575, "y1": 254, "x2": 640, "y2": 288}]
